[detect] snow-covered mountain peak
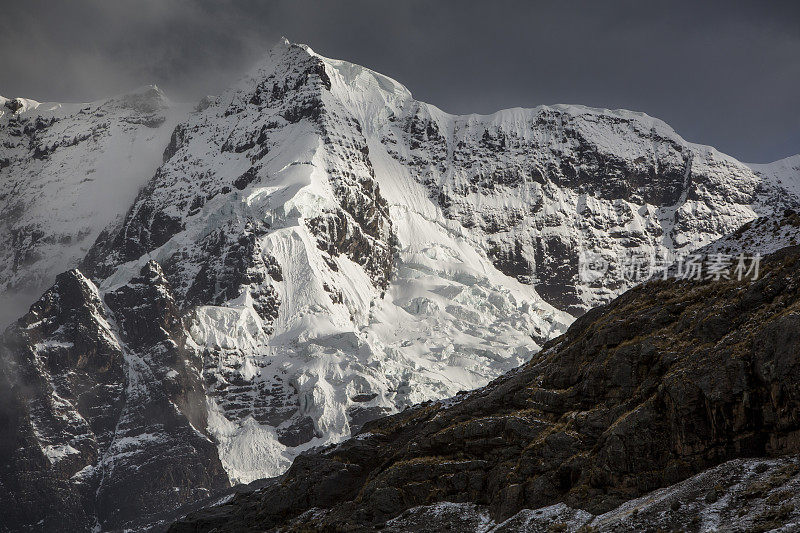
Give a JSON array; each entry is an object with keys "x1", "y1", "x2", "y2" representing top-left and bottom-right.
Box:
[
  {"x1": 72, "y1": 40, "x2": 800, "y2": 485},
  {"x1": 73, "y1": 39, "x2": 576, "y2": 484},
  {"x1": 748, "y1": 152, "x2": 800, "y2": 169},
  {"x1": 748, "y1": 153, "x2": 800, "y2": 197},
  {"x1": 0, "y1": 85, "x2": 191, "y2": 326},
  {"x1": 1, "y1": 95, "x2": 45, "y2": 116},
  {"x1": 3, "y1": 40, "x2": 800, "y2": 530},
  {"x1": 0, "y1": 85, "x2": 170, "y2": 122},
  {"x1": 107, "y1": 83, "x2": 170, "y2": 112}
]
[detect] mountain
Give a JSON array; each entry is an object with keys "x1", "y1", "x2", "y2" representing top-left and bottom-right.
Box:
[
  {"x1": 0, "y1": 87, "x2": 190, "y2": 326},
  {"x1": 697, "y1": 209, "x2": 800, "y2": 257},
  {"x1": 170, "y1": 245, "x2": 800, "y2": 532},
  {"x1": 0, "y1": 263, "x2": 228, "y2": 531},
  {"x1": 1, "y1": 38, "x2": 799, "y2": 530}
]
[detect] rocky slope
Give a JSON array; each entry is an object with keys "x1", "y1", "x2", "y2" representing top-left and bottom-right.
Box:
[
  {"x1": 0, "y1": 87, "x2": 190, "y2": 326},
  {"x1": 697, "y1": 209, "x2": 800, "y2": 258},
  {"x1": 0, "y1": 262, "x2": 229, "y2": 532},
  {"x1": 171, "y1": 245, "x2": 800, "y2": 532},
  {"x1": 382, "y1": 455, "x2": 800, "y2": 532},
  {"x1": 2, "y1": 38, "x2": 800, "y2": 531}
]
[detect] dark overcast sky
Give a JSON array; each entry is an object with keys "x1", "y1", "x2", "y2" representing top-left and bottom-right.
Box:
[{"x1": 1, "y1": 0, "x2": 798, "y2": 163}]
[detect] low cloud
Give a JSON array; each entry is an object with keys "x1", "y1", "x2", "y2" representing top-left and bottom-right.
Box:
[
  {"x1": 1, "y1": 1, "x2": 799, "y2": 162},
  {"x1": 0, "y1": 289, "x2": 40, "y2": 330}
]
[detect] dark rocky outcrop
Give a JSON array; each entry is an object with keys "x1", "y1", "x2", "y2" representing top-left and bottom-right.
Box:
[
  {"x1": 0, "y1": 270, "x2": 124, "y2": 532},
  {"x1": 382, "y1": 456, "x2": 800, "y2": 533},
  {"x1": 0, "y1": 263, "x2": 229, "y2": 532},
  {"x1": 171, "y1": 246, "x2": 800, "y2": 532},
  {"x1": 4, "y1": 98, "x2": 24, "y2": 113}
]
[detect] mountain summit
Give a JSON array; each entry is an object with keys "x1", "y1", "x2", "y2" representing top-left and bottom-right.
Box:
[{"x1": 0, "y1": 85, "x2": 189, "y2": 326}]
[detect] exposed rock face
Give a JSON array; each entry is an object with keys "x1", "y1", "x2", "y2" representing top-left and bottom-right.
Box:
[
  {"x1": 381, "y1": 456, "x2": 800, "y2": 533},
  {"x1": 0, "y1": 262, "x2": 228, "y2": 532},
  {"x1": 0, "y1": 270, "x2": 123, "y2": 532},
  {"x1": 0, "y1": 86, "x2": 190, "y2": 326},
  {"x1": 379, "y1": 103, "x2": 800, "y2": 315},
  {"x1": 170, "y1": 246, "x2": 800, "y2": 532}
]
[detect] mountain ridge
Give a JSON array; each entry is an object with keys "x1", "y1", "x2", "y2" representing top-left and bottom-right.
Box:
[
  {"x1": 0, "y1": 84, "x2": 190, "y2": 326},
  {"x1": 2, "y1": 38, "x2": 800, "y2": 531}
]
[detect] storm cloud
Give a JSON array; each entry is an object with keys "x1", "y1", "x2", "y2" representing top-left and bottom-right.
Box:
[{"x1": 1, "y1": 0, "x2": 798, "y2": 162}]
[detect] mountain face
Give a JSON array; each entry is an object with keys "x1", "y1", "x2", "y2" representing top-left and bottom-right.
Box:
[
  {"x1": 696, "y1": 209, "x2": 800, "y2": 258},
  {"x1": 1, "y1": 38, "x2": 799, "y2": 531},
  {"x1": 0, "y1": 263, "x2": 228, "y2": 531},
  {"x1": 78, "y1": 40, "x2": 575, "y2": 487},
  {"x1": 171, "y1": 245, "x2": 800, "y2": 532},
  {"x1": 0, "y1": 87, "x2": 190, "y2": 326}
]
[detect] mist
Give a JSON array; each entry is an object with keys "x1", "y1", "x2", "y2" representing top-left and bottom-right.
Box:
[
  {"x1": 1, "y1": 0, "x2": 798, "y2": 163},
  {"x1": 0, "y1": 289, "x2": 40, "y2": 330}
]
